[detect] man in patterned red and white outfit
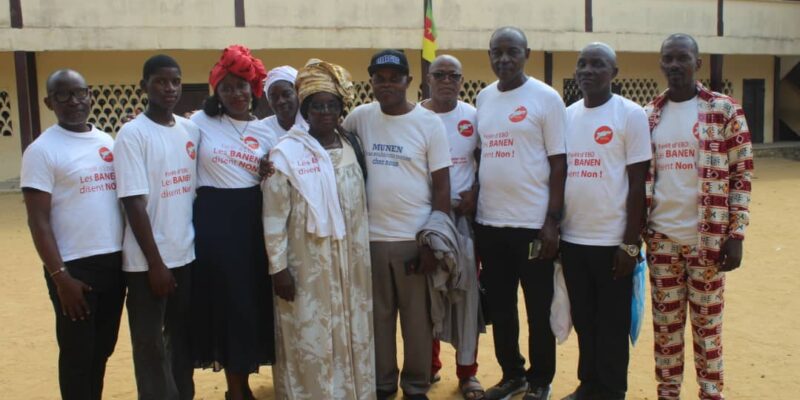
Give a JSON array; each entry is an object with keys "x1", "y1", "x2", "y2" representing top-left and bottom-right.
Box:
[{"x1": 644, "y1": 33, "x2": 754, "y2": 400}]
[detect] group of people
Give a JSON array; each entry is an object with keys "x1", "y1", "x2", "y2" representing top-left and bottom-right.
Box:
[{"x1": 21, "y1": 25, "x2": 752, "y2": 400}]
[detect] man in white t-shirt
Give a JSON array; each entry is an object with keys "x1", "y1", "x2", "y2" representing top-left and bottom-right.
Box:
[
  {"x1": 476, "y1": 27, "x2": 567, "y2": 400},
  {"x1": 420, "y1": 54, "x2": 484, "y2": 399},
  {"x1": 21, "y1": 69, "x2": 125, "y2": 400},
  {"x1": 644, "y1": 34, "x2": 753, "y2": 400},
  {"x1": 113, "y1": 55, "x2": 199, "y2": 400},
  {"x1": 342, "y1": 49, "x2": 452, "y2": 400},
  {"x1": 559, "y1": 44, "x2": 652, "y2": 400}
]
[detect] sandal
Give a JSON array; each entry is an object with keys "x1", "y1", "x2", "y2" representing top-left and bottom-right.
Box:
[{"x1": 459, "y1": 376, "x2": 485, "y2": 400}]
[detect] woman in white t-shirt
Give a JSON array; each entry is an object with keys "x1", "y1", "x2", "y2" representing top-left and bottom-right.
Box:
[{"x1": 189, "y1": 45, "x2": 276, "y2": 400}]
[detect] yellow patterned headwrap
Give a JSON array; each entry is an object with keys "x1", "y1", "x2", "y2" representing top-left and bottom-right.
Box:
[{"x1": 295, "y1": 58, "x2": 354, "y2": 107}]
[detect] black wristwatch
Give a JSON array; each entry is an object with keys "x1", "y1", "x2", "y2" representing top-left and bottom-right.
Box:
[{"x1": 546, "y1": 210, "x2": 563, "y2": 223}]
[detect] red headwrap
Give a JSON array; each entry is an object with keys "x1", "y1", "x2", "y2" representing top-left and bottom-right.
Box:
[{"x1": 209, "y1": 45, "x2": 267, "y2": 98}]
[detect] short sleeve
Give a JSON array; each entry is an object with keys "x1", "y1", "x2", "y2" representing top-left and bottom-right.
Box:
[
  {"x1": 427, "y1": 116, "x2": 453, "y2": 172},
  {"x1": 543, "y1": 93, "x2": 567, "y2": 156},
  {"x1": 342, "y1": 105, "x2": 360, "y2": 136},
  {"x1": 624, "y1": 105, "x2": 653, "y2": 165},
  {"x1": 113, "y1": 126, "x2": 150, "y2": 198},
  {"x1": 20, "y1": 143, "x2": 55, "y2": 193}
]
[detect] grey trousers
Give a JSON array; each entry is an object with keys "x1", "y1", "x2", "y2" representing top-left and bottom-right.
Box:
[
  {"x1": 125, "y1": 263, "x2": 194, "y2": 400},
  {"x1": 370, "y1": 241, "x2": 433, "y2": 396}
]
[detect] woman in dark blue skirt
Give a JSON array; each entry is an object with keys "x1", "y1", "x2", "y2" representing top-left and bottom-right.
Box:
[{"x1": 190, "y1": 45, "x2": 277, "y2": 400}]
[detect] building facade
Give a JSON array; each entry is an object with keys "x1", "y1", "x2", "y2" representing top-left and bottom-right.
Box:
[{"x1": 1, "y1": 0, "x2": 799, "y2": 185}]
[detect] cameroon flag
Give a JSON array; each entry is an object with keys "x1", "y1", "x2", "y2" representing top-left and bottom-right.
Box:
[{"x1": 422, "y1": 0, "x2": 437, "y2": 62}]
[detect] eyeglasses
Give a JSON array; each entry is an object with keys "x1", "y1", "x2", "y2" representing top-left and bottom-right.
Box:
[
  {"x1": 430, "y1": 72, "x2": 463, "y2": 82},
  {"x1": 49, "y1": 87, "x2": 90, "y2": 103},
  {"x1": 309, "y1": 102, "x2": 342, "y2": 114}
]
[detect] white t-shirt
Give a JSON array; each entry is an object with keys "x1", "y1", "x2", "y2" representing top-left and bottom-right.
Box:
[
  {"x1": 561, "y1": 95, "x2": 652, "y2": 246},
  {"x1": 260, "y1": 114, "x2": 308, "y2": 139},
  {"x1": 475, "y1": 77, "x2": 567, "y2": 229},
  {"x1": 20, "y1": 124, "x2": 123, "y2": 262},
  {"x1": 649, "y1": 97, "x2": 700, "y2": 245},
  {"x1": 114, "y1": 114, "x2": 200, "y2": 272},
  {"x1": 343, "y1": 102, "x2": 452, "y2": 241},
  {"x1": 431, "y1": 100, "x2": 480, "y2": 200},
  {"x1": 191, "y1": 112, "x2": 278, "y2": 188}
]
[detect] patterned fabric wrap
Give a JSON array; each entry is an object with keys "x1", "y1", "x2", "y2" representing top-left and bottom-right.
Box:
[
  {"x1": 209, "y1": 44, "x2": 268, "y2": 98},
  {"x1": 644, "y1": 82, "x2": 754, "y2": 266},
  {"x1": 295, "y1": 58, "x2": 354, "y2": 106}
]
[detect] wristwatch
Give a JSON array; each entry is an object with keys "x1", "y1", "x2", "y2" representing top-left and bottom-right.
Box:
[
  {"x1": 546, "y1": 210, "x2": 563, "y2": 223},
  {"x1": 619, "y1": 243, "x2": 639, "y2": 257}
]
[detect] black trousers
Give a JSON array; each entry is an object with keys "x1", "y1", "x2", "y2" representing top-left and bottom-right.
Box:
[
  {"x1": 126, "y1": 263, "x2": 194, "y2": 400},
  {"x1": 44, "y1": 251, "x2": 126, "y2": 400},
  {"x1": 560, "y1": 241, "x2": 632, "y2": 399},
  {"x1": 475, "y1": 224, "x2": 555, "y2": 387}
]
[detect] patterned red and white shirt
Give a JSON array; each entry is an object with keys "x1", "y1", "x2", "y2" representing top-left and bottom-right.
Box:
[{"x1": 645, "y1": 82, "x2": 754, "y2": 265}]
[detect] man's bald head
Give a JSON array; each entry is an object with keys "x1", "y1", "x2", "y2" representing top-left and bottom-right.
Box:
[
  {"x1": 430, "y1": 54, "x2": 462, "y2": 73},
  {"x1": 580, "y1": 42, "x2": 617, "y2": 68},
  {"x1": 427, "y1": 54, "x2": 463, "y2": 105},
  {"x1": 46, "y1": 69, "x2": 87, "y2": 93},
  {"x1": 661, "y1": 33, "x2": 699, "y2": 57},
  {"x1": 490, "y1": 26, "x2": 528, "y2": 49}
]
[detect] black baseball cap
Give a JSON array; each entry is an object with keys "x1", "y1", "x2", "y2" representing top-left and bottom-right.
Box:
[{"x1": 368, "y1": 49, "x2": 410, "y2": 76}]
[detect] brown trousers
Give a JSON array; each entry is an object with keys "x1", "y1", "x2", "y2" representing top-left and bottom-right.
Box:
[{"x1": 370, "y1": 240, "x2": 433, "y2": 396}]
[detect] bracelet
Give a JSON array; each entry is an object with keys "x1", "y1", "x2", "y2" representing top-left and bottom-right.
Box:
[{"x1": 49, "y1": 266, "x2": 67, "y2": 278}]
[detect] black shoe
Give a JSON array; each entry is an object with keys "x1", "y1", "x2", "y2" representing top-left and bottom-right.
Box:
[
  {"x1": 522, "y1": 384, "x2": 552, "y2": 400},
  {"x1": 484, "y1": 376, "x2": 528, "y2": 400},
  {"x1": 561, "y1": 384, "x2": 594, "y2": 400},
  {"x1": 377, "y1": 388, "x2": 398, "y2": 400},
  {"x1": 403, "y1": 394, "x2": 429, "y2": 400}
]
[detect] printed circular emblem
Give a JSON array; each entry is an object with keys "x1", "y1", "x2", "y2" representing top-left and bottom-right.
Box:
[
  {"x1": 508, "y1": 106, "x2": 527, "y2": 123},
  {"x1": 98, "y1": 146, "x2": 114, "y2": 162},
  {"x1": 594, "y1": 125, "x2": 613, "y2": 145},
  {"x1": 692, "y1": 122, "x2": 700, "y2": 140},
  {"x1": 457, "y1": 120, "x2": 474, "y2": 137},
  {"x1": 186, "y1": 141, "x2": 196, "y2": 160},
  {"x1": 243, "y1": 136, "x2": 260, "y2": 150}
]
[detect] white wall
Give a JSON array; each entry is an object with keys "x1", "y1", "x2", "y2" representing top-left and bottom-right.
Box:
[{"x1": 2, "y1": 0, "x2": 799, "y2": 54}]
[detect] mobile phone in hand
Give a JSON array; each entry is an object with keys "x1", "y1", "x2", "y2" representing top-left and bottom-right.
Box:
[{"x1": 528, "y1": 239, "x2": 543, "y2": 260}]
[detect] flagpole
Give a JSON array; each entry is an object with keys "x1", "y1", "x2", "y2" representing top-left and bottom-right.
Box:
[{"x1": 420, "y1": 0, "x2": 431, "y2": 100}]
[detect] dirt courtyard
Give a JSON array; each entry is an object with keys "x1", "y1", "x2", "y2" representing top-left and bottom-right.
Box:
[{"x1": 1, "y1": 157, "x2": 797, "y2": 399}]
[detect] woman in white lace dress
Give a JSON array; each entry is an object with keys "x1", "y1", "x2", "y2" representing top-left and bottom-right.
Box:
[{"x1": 262, "y1": 59, "x2": 375, "y2": 400}]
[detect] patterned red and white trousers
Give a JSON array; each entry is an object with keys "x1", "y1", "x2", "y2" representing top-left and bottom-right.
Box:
[{"x1": 646, "y1": 231, "x2": 725, "y2": 400}]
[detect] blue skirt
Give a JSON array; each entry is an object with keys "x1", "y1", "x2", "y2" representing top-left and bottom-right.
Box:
[{"x1": 191, "y1": 185, "x2": 275, "y2": 373}]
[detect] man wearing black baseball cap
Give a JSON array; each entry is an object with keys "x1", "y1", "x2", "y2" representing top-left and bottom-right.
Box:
[
  {"x1": 343, "y1": 49, "x2": 452, "y2": 400},
  {"x1": 367, "y1": 49, "x2": 411, "y2": 75}
]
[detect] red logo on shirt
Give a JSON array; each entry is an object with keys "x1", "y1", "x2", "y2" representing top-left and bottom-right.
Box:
[
  {"x1": 243, "y1": 136, "x2": 260, "y2": 150},
  {"x1": 457, "y1": 120, "x2": 475, "y2": 137},
  {"x1": 98, "y1": 147, "x2": 114, "y2": 162},
  {"x1": 692, "y1": 122, "x2": 700, "y2": 140},
  {"x1": 186, "y1": 141, "x2": 196, "y2": 160},
  {"x1": 594, "y1": 125, "x2": 613, "y2": 145},
  {"x1": 508, "y1": 106, "x2": 527, "y2": 123}
]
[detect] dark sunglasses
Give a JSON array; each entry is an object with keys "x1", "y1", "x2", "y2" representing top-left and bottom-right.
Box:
[
  {"x1": 430, "y1": 72, "x2": 462, "y2": 82},
  {"x1": 309, "y1": 102, "x2": 342, "y2": 114}
]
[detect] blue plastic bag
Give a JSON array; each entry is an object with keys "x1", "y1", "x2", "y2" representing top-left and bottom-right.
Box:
[{"x1": 630, "y1": 250, "x2": 647, "y2": 346}]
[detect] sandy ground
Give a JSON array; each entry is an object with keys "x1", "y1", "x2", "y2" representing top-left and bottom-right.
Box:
[{"x1": 1, "y1": 157, "x2": 798, "y2": 400}]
